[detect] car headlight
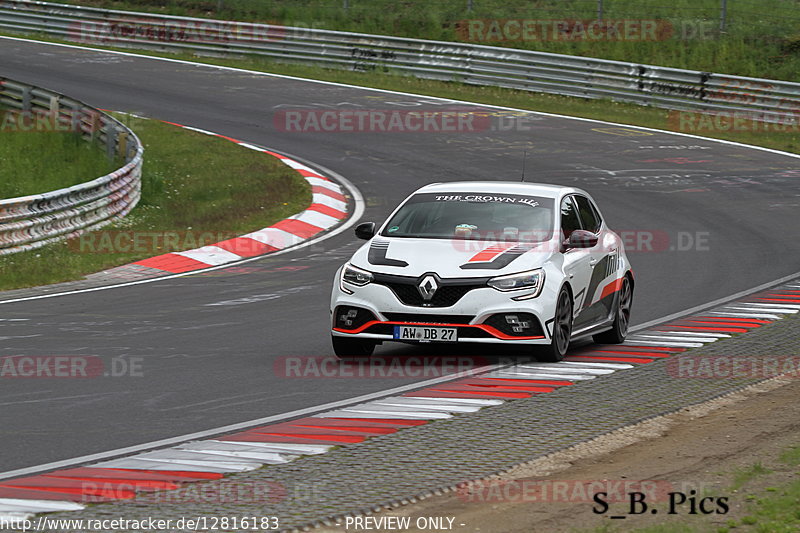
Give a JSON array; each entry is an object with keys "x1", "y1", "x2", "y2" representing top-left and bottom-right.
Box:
[
  {"x1": 488, "y1": 268, "x2": 545, "y2": 298},
  {"x1": 341, "y1": 263, "x2": 374, "y2": 293}
]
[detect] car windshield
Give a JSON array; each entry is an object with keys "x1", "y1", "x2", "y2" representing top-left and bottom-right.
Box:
[{"x1": 381, "y1": 192, "x2": 555, "y2": 242}]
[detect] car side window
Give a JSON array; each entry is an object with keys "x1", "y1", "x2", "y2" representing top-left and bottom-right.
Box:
[
  {"x1": 560, "y1": 196, "x2": 582, "y2": 239},
  {"x1": 574, "y1": 195, "x2": 602, "y2": 233}
]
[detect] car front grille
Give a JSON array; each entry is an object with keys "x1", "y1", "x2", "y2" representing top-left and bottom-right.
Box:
[{"x1": 373, "y1": 273, "x2": 489, "y2": 308}]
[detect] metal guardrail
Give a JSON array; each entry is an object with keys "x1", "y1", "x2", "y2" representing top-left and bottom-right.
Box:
[
  {"x1": 0, "y1": 76, "x2": 142, "y2": 255},
  {"x1": 1, "y1": 0, "x2": 798, "y2": 123}
]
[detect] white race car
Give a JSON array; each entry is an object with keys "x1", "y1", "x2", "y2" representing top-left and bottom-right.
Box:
[{"x1": 330, "y1": 182, "x2": 634, "y2": 361}]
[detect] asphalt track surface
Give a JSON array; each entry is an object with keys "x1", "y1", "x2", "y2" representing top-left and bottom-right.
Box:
[{"x1": 1, "y1": 38, "x2": 799, "y2": 474}]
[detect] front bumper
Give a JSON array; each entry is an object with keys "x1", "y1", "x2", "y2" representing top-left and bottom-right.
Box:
[{"x1": 331, "y1": 277, "x2": 555, "y2": 345}]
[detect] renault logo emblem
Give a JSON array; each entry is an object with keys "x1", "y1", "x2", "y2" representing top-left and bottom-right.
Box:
[{"x1": 417, "y1": 275, "x2": 438, "y2": 301}]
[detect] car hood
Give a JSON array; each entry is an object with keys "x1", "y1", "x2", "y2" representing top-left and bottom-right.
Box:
[{"x1": 350, "y1": 237, "x2": 555, "y2": 278}]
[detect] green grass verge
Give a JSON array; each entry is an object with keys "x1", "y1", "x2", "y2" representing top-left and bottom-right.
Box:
[
  {"x1": 61, "y1": 0, "x2": 800, "y2": 81},
  {"x1": 0, "y1": 115, "x2": 120, "y2": 198},
  {"x1": 0, "y1": 114, "x2": 310, "y2": 290}
]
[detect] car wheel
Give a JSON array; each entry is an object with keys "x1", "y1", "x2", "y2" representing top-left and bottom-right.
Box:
[
  {"x1": 537, "y1": 287, "x2": 573, "y2": 362},
  {"x1": 593, "y1": 275, "x2": 633, "y2": 345},
  {"x1": 332, "y1": 335, "x2": 375, "y2": 358}
]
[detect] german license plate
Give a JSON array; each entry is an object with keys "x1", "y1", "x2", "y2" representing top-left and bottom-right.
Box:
[{"x1": 393, "y1": 325, "x2": 458, "y2": 343}]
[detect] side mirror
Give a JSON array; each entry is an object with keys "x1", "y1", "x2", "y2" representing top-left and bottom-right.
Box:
[
  {"x1": 354, "y1": 222, "x2": 376, "y2": 240},
  {"x1": 566, "y1": 229, "x2": 598, "y2": 249}
]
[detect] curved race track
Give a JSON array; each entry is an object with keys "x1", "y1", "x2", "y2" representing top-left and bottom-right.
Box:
[{"x1": 1, "y1": 37, "x2": 799, "y2": 474}]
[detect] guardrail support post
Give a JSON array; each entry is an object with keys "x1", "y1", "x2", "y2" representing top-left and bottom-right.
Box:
[
  {"x1": 117, "y1": 131, "x2": 128, "y2": 160},
  {"x1": 106, "y1": 122, "x2": 116, "y2": 161},
  {"x1": 70, "y1": 103, "x2": 82, "y2": 136},
  {"x1": 21, "y1": 87, "x2": 32, "y2": 112}
]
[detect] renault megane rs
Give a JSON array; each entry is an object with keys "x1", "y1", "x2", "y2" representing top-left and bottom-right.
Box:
[{"x1": 330, "y1": 182, "x2": 634, "y2": 361}]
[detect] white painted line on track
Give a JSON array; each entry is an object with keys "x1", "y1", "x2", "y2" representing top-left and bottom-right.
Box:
[
  {"x1": 517, "y1": 365, "x2": 615, "y2": 375},
  {"x1": 560, "y1": 361, "x2": 634, "y2": 369},
  {"x1": 489, "y1": 371, "x2": 595, "y2": 381},
  {"x1": 706, "y1": 312, "x2": 783, "y2": 319},
  {"x1": 629, "y1": 334, "x2": 720, "y2": 343},
  {"x1": 198, "y1": 441, "x2": 331, "y2": 455},
  {"x1": 403, "y1": 397, "x2": 503, "y2": 406},
  {"x1": 649, "y1": 331, "x2": 732, "y2": 338},
  {"x1": 723, "y1": 306, "x2": 798, "y2": 314},
  {"x1": 0, "y1": 499, "x2": 84, "y2": 512},
  {"x1": 622, "y1": 340, "x2": 704, "y2": 348},
  {"x1": 739, "y1": 303, "x2": 800, "y2": 310},
  {"x1": 371, "y1": 398, "x2": 484, "y2": 413}
]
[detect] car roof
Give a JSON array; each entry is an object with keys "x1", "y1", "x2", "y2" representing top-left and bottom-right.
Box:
[{"x1": 413, "y1": 181, "x2": 588, "y2": 199}]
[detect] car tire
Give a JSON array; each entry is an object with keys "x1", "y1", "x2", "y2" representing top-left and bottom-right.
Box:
[
  {"x1": 593, "y1": 275, "x2": 633, "y2": 345},
  {"x1": 537, "y1": 286, "x2": 573, "y2": 362},
  {"x1": 332, "y1": 335, "x2": 376, "y2": 358}
]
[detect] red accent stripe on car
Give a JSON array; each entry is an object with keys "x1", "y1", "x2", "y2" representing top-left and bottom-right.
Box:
[
  {"x1": 333, "y1": 321, "x2": 545, "y2": 340},
  {"x1": 467, "y1": 242, "x2": 516, "y2": 263},
  {"x1": 599, "y1": 277, "x2": 623, "y2": 300}
]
